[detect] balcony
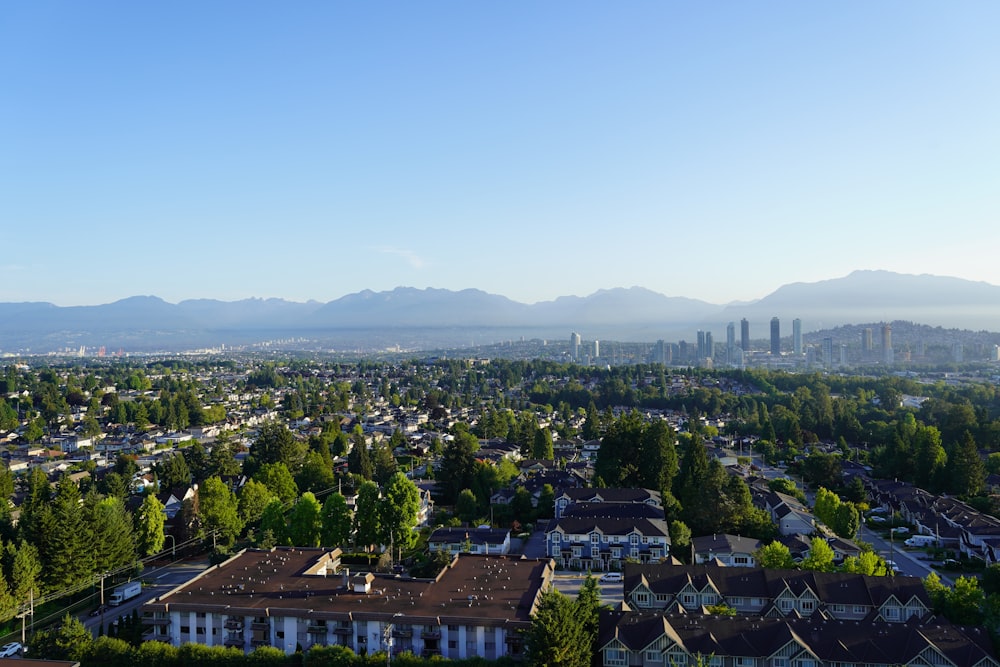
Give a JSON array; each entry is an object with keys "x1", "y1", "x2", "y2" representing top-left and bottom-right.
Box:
[
  {"x1": 392, "y1": 628, "x2": 413, "y2": 638},
  {"x1": 251, "y1": 638, "x2": 271, "y2": 647},
  {"x1": 307, "y1": 624, "x2": 328, "y2": 634},
  {"x1": 251, "y1": 622, "x2": 269, "y2": 631},
  {"x1": 421, "y1": 630, "x2": 441, "y2": 639},
  {"x1": 333, "y1": 625, "x2": 352, "y2": 635},
  {"x1": 224, "y1": 637, "x2": 245, "y2": 648},
  {"x1": 225, "y1": 619, "x2": 244, "y2": 630},
  {"x1": 144, "y1": 616, "x2": 171, "y2": 626}
]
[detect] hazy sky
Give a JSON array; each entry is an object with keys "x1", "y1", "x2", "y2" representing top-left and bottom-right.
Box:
[{"x1": 3, "y1": 2, "x2": 999, "y2": 307}]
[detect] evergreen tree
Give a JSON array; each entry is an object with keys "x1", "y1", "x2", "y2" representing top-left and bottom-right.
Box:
[
  {"x1": 437, "y1": 428, "x2": 479, "y2": 504},
  {"x1": 347, "y1": 429, "x2": 374, "y2": 480},
  {"x1": 90, "y1": 496, "x2": 137, "y2": 573},
  {"x1": 8, "y1": 540, "x2": 41, "y2": 603},
  {"x1": 949, "y1": 430, "x2": 986, "y2": 497},
  {"x1": 245, "y1": 422, "x2": 306, "y2": 477},
  {"x1": 525, "y1": 588, "x2": 590, "y2": 667},
  {"x1": 43, "y1": 475, "x2": 93, "y2": 591},
  {"x1": 532, "y1": 428, "x2": 554, "y2": 460}
]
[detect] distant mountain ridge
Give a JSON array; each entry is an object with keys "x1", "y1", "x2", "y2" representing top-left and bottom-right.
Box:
[{"x1": 1, "y1": 271, "x2": 999, "y2": 352}]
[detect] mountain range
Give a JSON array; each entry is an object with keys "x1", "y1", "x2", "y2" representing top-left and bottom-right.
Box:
[{"x1": 2, "y1": 270, "x2": 999, "y2": 353}]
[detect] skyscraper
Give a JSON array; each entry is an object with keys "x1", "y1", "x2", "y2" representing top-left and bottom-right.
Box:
[
  {"x1": 571, "y1": 332, "x2": 581, "y2": 360},
  {"x1": 705, "y1": 332, "x2": 713, "y2": 360},
  {"x1": 822, "y1": 337, "x2": 834, "y2": 367},
  {"x1": 740, "y1": 318, "x2": 750, "y2": 352},
  {"x1": 770, "y1": 317, "x2": 781, "y2": 356},
  {"x1": 863, "y1": 328, "x2": 874, "y2": 352},
  {"x1": 881, "y1": 324, "x2": 893, "y2": 364},
  {"x1": 792, "y1": 318, "x2": 802, "y2": 355},
  {"x1": 726, "y1": 322, "x2": 736, "y2": 365},
  {"x1": 697, "y1": 330, "x2": 706, "y2": 359}
]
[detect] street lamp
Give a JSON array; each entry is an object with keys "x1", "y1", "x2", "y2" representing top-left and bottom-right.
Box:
[
  {"x1": 164, "y1": 534, "x2": 176, "y2": 559},
  {"x1": 385, "y1": 613, "x2": 403, "y2": 667}
]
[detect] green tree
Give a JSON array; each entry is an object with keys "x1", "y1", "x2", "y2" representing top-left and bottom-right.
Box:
[
  {"x1": 832, "y1": 502, "x2": 860, "y2": 539},
  {"x1": 576, "y1": 574, "x2": 607, "y2": 655},
  {"x1": 253, "y1": 462, "x2": 299, "y2": 504},
  {"x1": 347, "y1": 428, "x2": 374, "y2": 480},
  {"x1": 259, "y1": 499, "x2": 288, "y2": 546},
  {"x1": 245, "y1": 422, "x2": 306, "y2": 477},
  {"x1": 532, "y1": 428, "x2": 554, "y2": 460},
  {"x1": 456, "y1": 488, "x2": 480, "y2": 525},
  {"x1": 948, "y1": 430, "x2": 986, "y2": 497},
  {"x1": 43, "y1": 475, "x2": 93, "y2": 591},
  {"x1": 156, "y1": 452, "x2": 191, "y2": 489},
  {"x1": 525, "y1": 588, "x2": 590, "y2": 667},
  {"x1": 90, "y1": 496, "x2": 137, "y2": 572},
  {"x1": 198, "y1": 477, "x2": 243, "y2": 547},
  {"x1": 754, "y1": 541, "x2": 794, "y2": 569},
  {"x1": 287, "y1": 492, "x2": 323, "y2": 547},
  {"x1": 841, "y1": 550, "x2": 886, "y2": 576},
  {"x1": 437, "y1": 428, "x2": 479, "y2": 504},
  {"x1": 135, "y1": 494, "x2": 166, "y2": 557},
  {"x1": 237, "y1": 479, "x2": 275, "y2": 525},
  {"x1": 801, "y1": 537, "x2": 835, "y2": 572},
  {"x1": 8, "y1": 540, "x2": 42, "y2": 603},
  {"x1": 29, "y1": 613, "x2": 93, "y2": 661},
  {"x1": 669, "y1": 520, "x2": 692, "y2": 563},
  {"x1": 354, "y1": 480, "x2": 383, "y2": 551},
  {"x1": 321, "y1": 492, "x2": 353, "y2": 547},
  {"x1": 381, "y1": 472, "x2": 422, "y2": 553},
  {"x1": 295, "y1": 450, "x2": 336, "y2": 494}
]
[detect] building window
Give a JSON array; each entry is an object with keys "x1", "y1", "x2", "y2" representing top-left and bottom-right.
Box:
[
  {"x1": 645, "y1": 650, "x2": 662, "y2": 662},
  {"x1": 591, "y1": 546, "x2": 600, "y2": 558},
  {"x1": 591, "y1": 532, "x2": 600, "y2": 543},
  {"x1": 780, "y1": 599, "x2": 793, "y2": 611},
  {"x1": 884, "y1": 607, "x2": 899, "y2": 620},
  {"x1": 553, "y1": 533, "x2": 560, "y2": 543},
  {"x1": 448, "y1": 625, "x2": 459, "y2": 631},
  {"x1": 801, "y1": 600, "x2": 814, "y2": 611},
  {"x1": 630, "y1": 534, "x2": 640, "y2": 545},
  {"x1": 682, "y1": 594, "x2": 695, "y2": 606},
  {"x1": 448, "y1": 641, "x2": 457, "y2": 649},
  {"x1": 606, "y1": 649, "x2": 627, "y2": 666}
]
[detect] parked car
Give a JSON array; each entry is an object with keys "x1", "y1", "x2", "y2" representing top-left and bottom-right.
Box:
[
  {"x1": 600, "y1": 572, "x2": 623, "y2": 583},
  {"x1": 0, "y1": 642, "x2": 23, "y2": 657}
]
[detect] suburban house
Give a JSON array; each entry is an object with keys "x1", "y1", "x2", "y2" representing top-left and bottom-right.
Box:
[
  {"x1": 690, "y1": 534, "x2": 761, "y2": 567},
  {"x1": 867, "y1": 478, "x2": 1000, "y2": 562},
  {"x1": 554, "y1": 488, "x2": 662, "y2": 519},
  {"x1": 598, "y1": 611, "x2": 998, "y2": 667},
  {"x1": 142, "y1": 548, "x2": 554, "y2": 659},
  {"x1": 428, "y1": 527, "x2": 511, "y2": 555},
  {"x1": 546, "y1": 516, "x2": 670, "y2": 571},
  {"x1": 622, "y1": 563, "x2": 931, "y2": 623}
]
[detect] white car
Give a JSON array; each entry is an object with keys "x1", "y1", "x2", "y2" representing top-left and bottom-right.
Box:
[
  {"x1": 599, "y1": 572, "x2": 623, "y2": 583},
  {"x1": 0, "y1": 642, "x2": 23, "y2": 657}
]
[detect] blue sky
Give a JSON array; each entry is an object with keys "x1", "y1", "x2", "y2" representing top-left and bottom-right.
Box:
[{"x1": 2, "y1": 2, "x2": 998, "y2": 306}]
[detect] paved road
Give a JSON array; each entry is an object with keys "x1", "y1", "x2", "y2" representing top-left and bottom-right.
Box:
[
  {"x1": 84, "y1": 560, "x2": 212, "y2": 636},
  {"x1": 550, "y1": 573, "x2": 622, "y2": 607}
]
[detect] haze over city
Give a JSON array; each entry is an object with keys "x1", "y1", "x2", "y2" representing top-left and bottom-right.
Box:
[{"x1": 3, "y1": 2, "x2": 999, "y2": 307}]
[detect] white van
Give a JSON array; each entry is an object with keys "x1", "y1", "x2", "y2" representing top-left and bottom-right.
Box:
[{"x1": 904, "y1": 535, "x2": 936, "y2": 548}]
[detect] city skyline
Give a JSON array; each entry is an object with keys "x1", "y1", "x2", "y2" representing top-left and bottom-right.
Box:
[{"x1": 3, "y1": 2, "x2": 999, "y2": 307}]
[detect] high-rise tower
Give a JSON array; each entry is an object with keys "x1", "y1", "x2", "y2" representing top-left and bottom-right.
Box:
[
  {"x1": 740, "y1": 318, "x2": 750, "y2": 352},
  {"x1": 770, "y1": 317, "x2": 781, "y2": 356},
  {"x1": 792, "y1": 318, "x2": 802, "y2": 355},
  {"x1": 881, "y1": 324, "x2": 893, "y2": 364}
]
